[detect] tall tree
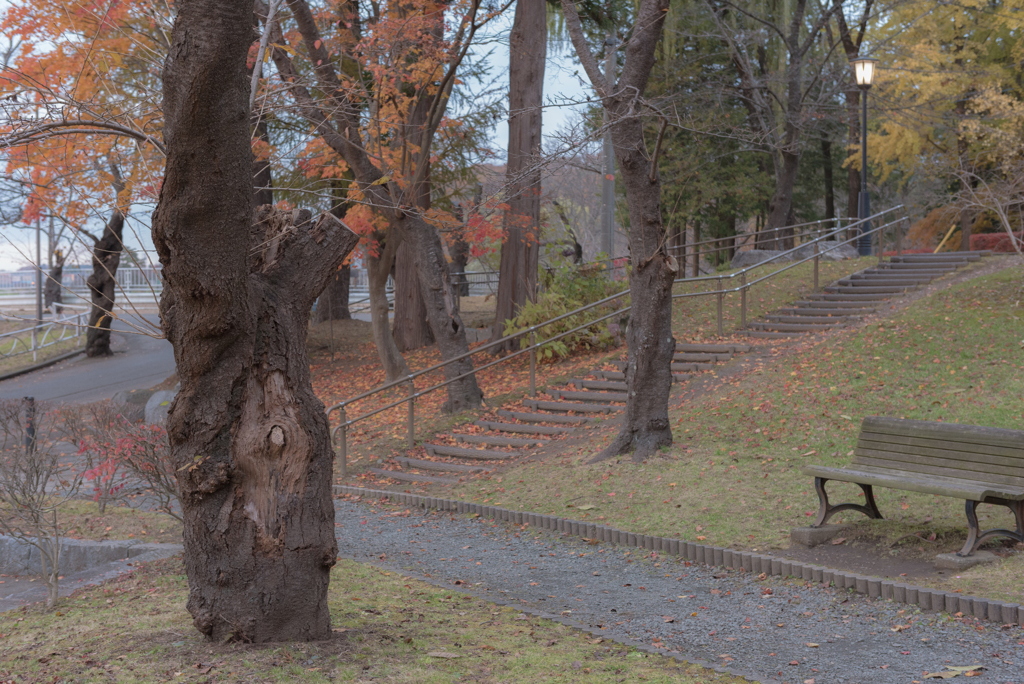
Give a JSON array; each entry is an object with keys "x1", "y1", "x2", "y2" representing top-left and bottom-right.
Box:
[
  {"x1": 263, "y1": 0, "x2": 491, "y2": 409},
  {"x1": 561, "y1": 0, "x2": 676, "y2": 462},
  {"x1": 85, "y1": 167, "x2": 127, "y2": 357},
  {"x1": 491, "y1": 0, "x2": 546, "y2": 346},
  {"x1": 152, "y1": 0, "x2": 359, "y2": 641}
]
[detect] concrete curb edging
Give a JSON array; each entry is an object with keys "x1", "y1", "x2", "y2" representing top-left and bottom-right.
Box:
[
  {"x1": 333, "y1": 485, "x2": 1024, "y2": 627},
  {"x1": 0, "y1": 534, "x2": 183, "y2": 576}
]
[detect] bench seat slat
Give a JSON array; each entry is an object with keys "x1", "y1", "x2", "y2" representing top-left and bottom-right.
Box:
[
  {"x1": 853, "y1": 445, "x2": 1024, "y2": 485},
  {"x1": 857, "y1": 431, "x2": 1024, "y2": 461},
  {"x1": 853, "y1": 454, "x2": 1024, "y2": 490},
  {"x1": 802, "y1": 464, "x2": 1024, "y2": 501},
  {"x1": 863, "y1": 416, "x2": 1024, "y2": 451}
]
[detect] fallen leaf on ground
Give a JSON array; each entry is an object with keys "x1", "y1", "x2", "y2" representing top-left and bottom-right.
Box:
[
  {"x1": 427, "y1": 651, "x2": 461, "y2": 659},
  {"x1": 831, "y1": 537, "x2": 846, "y2": 545}
]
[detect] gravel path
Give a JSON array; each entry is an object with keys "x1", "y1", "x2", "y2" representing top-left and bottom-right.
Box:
[{"x1": 336, "y1": 497, "x2": 1024, "y2": 684}]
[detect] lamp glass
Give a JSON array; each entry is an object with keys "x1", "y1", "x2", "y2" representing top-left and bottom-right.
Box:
[{"x1": 853, "y1": 58, "x2": 877, "y2": 87}]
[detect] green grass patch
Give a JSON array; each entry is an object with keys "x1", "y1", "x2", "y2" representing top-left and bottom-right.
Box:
[
  {"x1": 0, "y1": 557, "x2": 745, "y2": 683},
  {"x1": 446, "y1": 263, "x2": 1024, "y2": 603}
]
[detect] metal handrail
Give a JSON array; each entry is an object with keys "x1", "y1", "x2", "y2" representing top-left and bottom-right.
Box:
[{"x1": 325, "y1": 206, "x2": 906, "y2": 477}]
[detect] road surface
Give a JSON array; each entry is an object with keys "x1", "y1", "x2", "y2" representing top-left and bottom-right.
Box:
[{"x1": 0, "y1": 315, "x2": 175, "y2": 404}]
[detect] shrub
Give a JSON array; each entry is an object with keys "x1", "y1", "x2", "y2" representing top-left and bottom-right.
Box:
[{"x1": 503, "y1": 260, "x2": 629, "y2": 359}]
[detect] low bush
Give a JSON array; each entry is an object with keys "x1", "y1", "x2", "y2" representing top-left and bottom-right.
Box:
[{"x1": 503, "y1": 260, "x2": 629, "y2": 359}]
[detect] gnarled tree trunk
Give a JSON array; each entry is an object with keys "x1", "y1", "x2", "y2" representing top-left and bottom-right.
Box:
[
  {"x1": 85, "y1": 206, "x2": 125, "y2": 357},
  {"x1": 152, "y1": 0, "x2": 357, "y2": 642}
]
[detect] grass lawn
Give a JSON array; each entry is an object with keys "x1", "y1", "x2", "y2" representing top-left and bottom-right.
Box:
[
  {"x1": 57, "y1": 500, "x2": 182, "y2": 545},
  {"x1": 444, "y1": 262, "x2": 1024, "y2": 604},
  {"x1": 0, "y1": 557, "x2": 745, "y2": 684}
]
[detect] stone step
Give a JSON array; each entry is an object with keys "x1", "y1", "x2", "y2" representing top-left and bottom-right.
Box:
[
  {"x1": 676, "y1": 342, "x2": 751, "y2": 353},
  {"x1": 369, "y1": 468, "x2": 457, "y2": 484},
  {"x1": 522, "y1": 400, "x2": 621, "y2": 414},
  {"x1": 805, "y1": 293, "x2": 895, "y2": 302},
  {"x1": 477, "y1": 418, "x2": 578, "y2": 434},
  {"x1": 874, "y1": 263, "x2": 956, "y2": 272},
  {"x1": 546, "y1": 389, "x2": 628, "y2": 403},
  {"x1": 795, "y1": 299, "x2": 879, "y2": 309},
  {"x1": 823, "y1": 285, "x2": 917, "y2": 294},
  {"x1": 670, "y1": 362, "x2": 713, "y2": 372},
  {"x1": 749, "y1": 321, "x2": 841, "y2": 332},
  {"x1": 592, "y1": 370, "x2": 687, "y2": 384},
  {"x1": 454, "y1": 433, "x2": 548, "y2": 448},
  {"x1": 393, "y1": 457, "x2": 486, "y2": 473},
  {"x1": 743, "y1": 330, "x2": 804, "y2": 339},
  {"x1": 776, "y1": 307, "x2": 873, "y2": 317},
  {"x1": 889, "y1": 256, "x2": 978, "y2": 264},
  {"x1": 424, "y1": 443, "x2": 518, "y2": 460},
  {"x1": 575, "y1": 379, "x2": 627, "y2": 392},
  {"x1": 497, "y1": 410, "x2": 593, "y2": 425},
  {"x1": 839, "y1": 277, "x2": 932, "y2": 287},
  {"x1": 673, "y1": 352, "x2": 732, "y2": 362},
  {"x1": 764, "y1": 314, "x2": 857, "y2": 325}
]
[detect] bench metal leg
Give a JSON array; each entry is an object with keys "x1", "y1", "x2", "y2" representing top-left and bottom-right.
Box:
[
  {"x1": 959, "y1": 498, "x2": 1024, "y2": 557},
  {"x1": 812, "y1": 478, "x2": 884, "y2": 527}
]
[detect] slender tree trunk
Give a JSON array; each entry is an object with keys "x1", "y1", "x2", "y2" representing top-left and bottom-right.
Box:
[
  {"x1": 562, "y1": 0, "x2": 675, "y2": 463},
  {"x1": 765, "y1": 150, "x2": 800, "y2": 245},
  {"x1": 85, "y1": 207, "x2": 124, "y2": 357},
  {"x1": 152, "y1": 0, "x2": 358, "y2": 642},
  {"x1": 821, "y1": 136, "x2": 835, "y2": 222},
  {"x1": 44, "y1": 249, "x2": 65, "y2": 314},
  {"x1": 367, "y1": 240, "x2": 411, "y2": 381},
  {"x1": 492, "y1": 0, "x2": 545, "y2": 347},
  {"x1": 314, "y1": 266, "x2": 351, "y2": 322}
]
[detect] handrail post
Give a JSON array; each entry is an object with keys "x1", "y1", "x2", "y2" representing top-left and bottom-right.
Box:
[
  {"x1": 716, "y1": 276, "x2": 723, "y2": 337},
  {"x1": 337, "y1": 407, "x2": 348, "y2": 480},
  {"x1": 406, "y1": 377, "x2": 415, "y2": 448},
  {"x1": 740, "y1": 271, "x2": 747, "y2": 329},
  {"x1": 813, "y1": 239, "x2": 819, "y2": 292},
  {"x1": 897, "y1": 218, "x2": 904, "y2": 256},
  {"x1": 877, "y1": 225, "x2": 884, "y2": 265},
  {"x1": 529, "y1": 329, "x2": 537, "y2": 397}
]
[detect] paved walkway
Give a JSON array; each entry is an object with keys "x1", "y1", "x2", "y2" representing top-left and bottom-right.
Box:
[
  {"x1": 0, "y1": 316, "x2": 173, "y2": 404},
  {"x1": 336, "y1": 498, "x2": 1024, "y2": 684}
]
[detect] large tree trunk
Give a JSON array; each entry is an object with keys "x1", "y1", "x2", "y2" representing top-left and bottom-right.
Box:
[
  {"x1": 562, "y1": 0, "x2": 675, "y2": 463},
  {"x1": 765, "y1": 149, "x2": 800, "y2": 246},
  {"x1": 152, "y1": 0, "x2": 358, "y2": 642},
  {"x1": 491, "y1": 0, "x2": 545, "y2": 347},
  {"x1": 85, "y1": 207, "x2": 125, "y2": 357},
  {"x1": 393, "y1": 241, "x2": 434, "y2": 351}
]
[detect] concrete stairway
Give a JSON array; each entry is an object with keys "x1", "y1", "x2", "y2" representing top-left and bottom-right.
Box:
[
  {"x1": 744, "y1": 251, "x2": 989, "y2": 339},
  {"x1": 368, "y1": 341, "x2": 750, "y2": 484}
]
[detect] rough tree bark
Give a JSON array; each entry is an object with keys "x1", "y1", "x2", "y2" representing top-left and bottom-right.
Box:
[
  {"x1": 269, "y1": 0, "x2": 483, "y2": 411},
  {"x1": 491, "y1": 0, "x2": 545, "y2": 347},
  {"x1": 561, "y1": 0, "x2": 676, "y2": 463},
  {"x1": 152, "y1": 0, "x2": 358, "y2": 642},
  {"x1": 85, "y1": 192, "x2": 125, "y2": 357}
]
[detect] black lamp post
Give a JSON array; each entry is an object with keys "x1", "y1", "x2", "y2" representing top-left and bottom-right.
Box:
[{"x1": 852, "y1": 56, "x2": 877, "y2": 256}]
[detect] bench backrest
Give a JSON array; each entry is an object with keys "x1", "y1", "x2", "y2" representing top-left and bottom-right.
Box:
[{"x1": 854, "y1": 416, "x2": 1024, "y2": 488}]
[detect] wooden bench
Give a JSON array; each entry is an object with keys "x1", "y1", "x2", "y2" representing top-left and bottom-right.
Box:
[{"x1": 803, "y1": 416, "x2": 1024, "y2": 557}]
